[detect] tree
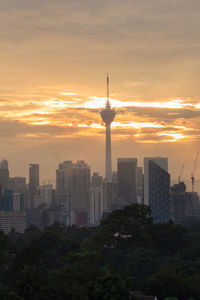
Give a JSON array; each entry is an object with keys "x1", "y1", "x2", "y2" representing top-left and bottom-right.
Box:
[
  {"x1": 99, "y1": 204, "x2": 152, "y2": 248},
  {"x1": 145, "y1": 265, "x2": 200, "y2": 299},
  {"x1": 90, "y1": 269, "x2": 130, "y2": 300}
]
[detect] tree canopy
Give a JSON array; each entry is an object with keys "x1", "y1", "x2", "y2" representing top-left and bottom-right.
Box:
[{"x1": 0, "y1": 204, "x2": 199, "y2": 299}]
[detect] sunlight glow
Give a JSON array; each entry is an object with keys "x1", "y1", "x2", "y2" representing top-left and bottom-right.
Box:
[
  {"x1": 112, "y1": 122, "x2": 165, "y2": 129},
  {"x1": 60, "y1": 92, "x2": 77, "y2": 96},
  {"x1": 83, "y1": 97, "x2": 191, "y2": 109}
]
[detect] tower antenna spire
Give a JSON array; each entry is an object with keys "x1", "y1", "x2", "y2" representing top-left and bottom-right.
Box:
[{"x1": 106, "y1": 73, "x2": 110, "y2": 108}]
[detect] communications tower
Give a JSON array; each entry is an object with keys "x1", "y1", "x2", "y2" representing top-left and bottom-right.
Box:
[{"x1": 100, "y1": 75, "x2": 116, "y2": 181}]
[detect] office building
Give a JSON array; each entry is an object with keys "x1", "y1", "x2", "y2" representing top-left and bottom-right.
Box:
[
  {"x1": 0, "y1": 159, "x2": 9, "y2": 190},
  {"x1": 13, "y1": 193, "x2": 24, "y2": 211},
  {"x1": 8, "y1": 177, "x2": 26, "y2": 194},
  {"x1": 56, "y1": 161, "x2": 73, "y2": 195},
  {"x1": 29, "y1": 164, "x2": 39, "y2": 208},
  {"x1": 144, "y1": 157, "x2": 171, "y2": 223},
  {"x1": 117, "y1": 158, "x2": 137, "y2": 204},
  {"x1": 56, "y1": 160, "x2": 90, "y2": 224},
  {"x1": 71, "y1": 160, "x2": 90, "y2": 212},
  {"x1": 27, "y1": 208, "x2": 44, "y2": 230},
  {"x1": 171, "y1": 181, "x2": 200, "y2": 223},
  {"x1": 100, "y1": 179, "x2": 117, "y2": 213},
  {"x1": 137, "y1": 167, "x2": 143, "y2": 204},
  {"x1": 36, "y1": 184, "x2": 54, "y2": 205},
  {"x1": 89, "y1": 186, "x2": 101, "y2": 225},
  {"x1": 44, "y1": 206, "x2": 62, "y2": 227},
  {"x1": 0, "y1": 211, "x2": 27, "y2": 233},
  {"x1": 91, "y1": 172, "x2": 103, "y2": 187}
]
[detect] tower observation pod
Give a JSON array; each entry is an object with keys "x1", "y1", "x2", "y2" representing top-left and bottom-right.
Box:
[{"x1": 100, "y1": 75, "x2": 116, "y2": 181}]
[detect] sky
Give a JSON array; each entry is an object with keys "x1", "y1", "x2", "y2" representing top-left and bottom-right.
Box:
[{"x1": 1, "y1": 0, "x2": 200, "y2": 188}]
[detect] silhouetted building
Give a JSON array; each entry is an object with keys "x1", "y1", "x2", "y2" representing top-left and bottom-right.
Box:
[
  {"x1": 36, "y1": 184, "x2": 54, "y2": 205},
  {"x1": 89, "y1": 187, "x2": 101, "y2": 225},
  {"x1": 137, "y1": 167, "x2": 143, "y2": 204},
  {"x1": 171, "y1": 181, "x2": 200, "y2": 223},
  {"x1": 71, "y1": 210, "x2": 88, "y2": 227},
  {"x1": 44, "y1": 206, "x2": 62, "y2": 227},
  {"x1": 0, "y1": 160, "x2": 9, "y2": 190},
  {"x1": 110, "y1": 198, "x2": 130, "y2": 211},
  {"x1": 117, "y1": 158, "x2": 137, "y2": 204},
  {"x1": 70, "y1": 161, "x2": 90, "y2": 211},
  {"x1": 27, "y1": 208, "x2": 45, "y2": 230},
  {"x1": 144, "y1": 157, "x2": 171, "y2": 223},
  {"x1": 91, "y1": 172, "x2": 103, "y2": 187},
  {"x1": 32, "y1": 196, "x2": 47, "y2": 209},
  {"x1": 56, "y1": 160, "x2": 73, "y2": 201},
  {"x1": 8, "y1": 177, "x2": 26, "y2": 194},
  {"x1": 56, "y1": 160, "x2": 90, "y2": 224},
  {"x1": 0, "y1": 189, "x2": 24, "y2": 212},
  {"x1": 13, "y1": 193, "x2": 24, "y2": 211},
  {"x1": 100, "y1": 179, "x2": 117, "y2": 213},
  {"x1": 0, "y1": 211, "x2": 27, "y2": 233},
  {"x1": 29, "y1": 164, "x2": 39, "y2": 208}
]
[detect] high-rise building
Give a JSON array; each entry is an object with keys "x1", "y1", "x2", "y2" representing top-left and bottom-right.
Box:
[
  {"x1": 91, "y1": 172, "x2": 103, "y2": 188},
  {"x1": 29, "y1": 164, "x2": 39, "y2": 208},
  {"x1": 37, "y1": 184, "x2": 54, "y2": 205},
  {"x1": 100, "y1": 75, "x2": 116, "y2": 181},
  {"x1": 171, "y1": 181, "x2": 200, "y2": 224},
  {"x1": 0, "y1": 211, "x2": 27, "y2": 233},
  {"x1": 56, "y1": 161, "x2": 72, "y2": 217},
  {"x1": 89, "y1": 186, "x2": 101, "y2": 225},
  {"x1": 0, "y1": 159, "x2": 9, "y2": 190},
  {"x1": 137, "y1": 167, "x2": 143, "y2": 204},
  {"x1": 117, "y1": 158, "x2": 137, "y2": 204},
  {"x1": 56, "y1": 160, "x2": 90, "y2": 225},
  {"x1": 8, "y1": 177, "x2": 26, "y2": 194},
  {"x1": 144, "y1": 157, "x2": 171, "y2": 223},
  {"x1": 100, "y1": 179, "x2": 117, "y2": 213},
  {"x1": 71, "y1": 160, "x2": 90, "y2": 212},
  {"x1": 56, "y1": 161, "x2": 73, "y2": 197}
]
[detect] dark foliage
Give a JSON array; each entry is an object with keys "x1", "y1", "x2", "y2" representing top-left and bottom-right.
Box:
[{"x1": 0, "y1": 204, "x2": 199, "y2": 299}]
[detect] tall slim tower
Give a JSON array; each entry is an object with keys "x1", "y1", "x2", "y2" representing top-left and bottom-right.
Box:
[{"x1": 100, "y1": 75, "x2": 116, "y2": 181}]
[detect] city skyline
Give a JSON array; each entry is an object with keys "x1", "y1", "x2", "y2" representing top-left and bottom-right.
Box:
[{"x1": 0, "y1": 0, "x2": 200, "y2": 184}]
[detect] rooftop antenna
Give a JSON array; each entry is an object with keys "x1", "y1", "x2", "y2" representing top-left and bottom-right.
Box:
[{"x1": 106, "y1": 73, "x2": 110, "y2": 108}]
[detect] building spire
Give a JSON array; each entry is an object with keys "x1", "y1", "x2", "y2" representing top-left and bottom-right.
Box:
[{"x1": 106, "y1": 73, "x2": 110, "y2": 108}]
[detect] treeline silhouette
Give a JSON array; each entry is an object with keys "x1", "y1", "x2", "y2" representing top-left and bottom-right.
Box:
[{"x1": 0, "y1": 204, "x2": 200, "y2": 299}]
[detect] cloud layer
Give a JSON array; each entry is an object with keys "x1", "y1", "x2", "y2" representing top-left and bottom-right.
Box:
[{"x1": 0, "y1": 0, "x2": 200, "y2": 184}]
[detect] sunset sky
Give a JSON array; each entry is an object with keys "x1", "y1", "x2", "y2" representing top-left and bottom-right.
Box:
[{"x1": 1, "y1": 0, "x2": 200, "y2": 187}]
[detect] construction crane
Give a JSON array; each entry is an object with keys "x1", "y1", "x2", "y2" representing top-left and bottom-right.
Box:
[
  {"x1": 191, "y1": 152, "x2": 198, "y2": 194},
  {"x1": 178, "y1": 164, "x2": 184, "y2": 183}
]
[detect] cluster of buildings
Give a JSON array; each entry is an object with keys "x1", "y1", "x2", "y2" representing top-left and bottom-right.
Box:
[
  {"x1": 0, "y1": 76, "x2": 198, "y2": 233},
  {"x1": 0, "y1": 156, "x2": 198, "y2": 233}
]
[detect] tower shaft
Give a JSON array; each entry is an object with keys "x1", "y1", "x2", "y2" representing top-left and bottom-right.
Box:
[
  {"x1": 105, "y1": 124, "x2": 112, "y2": 181},
  {"x1": 100, "y1": 75, "x2": 116, "y2": 181}
]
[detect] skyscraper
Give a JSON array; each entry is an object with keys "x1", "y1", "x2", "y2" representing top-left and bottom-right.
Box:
[
  {"x1": 137, "y1": 167, "x2": 143, "y2": 204},
  {"x1": 29, "y1": 164, "x2": 39, "y2": 208},
  {"x1": 56, "y1": 160, "x2": 90, "y2": 225},
  {"x1": 100, "y1": 75, "x2": 116, "y2": 181},
  {"x1": 0, "y1": 159, "x2": 9, "y2": 190},
  {"x1": 71, "y1": 160, "x2": 90, "y2": 212},
  {"x1": 144, "y1": 157, "x2": 171, "y2": 223},
  {"x1": 117, "y1": 158, "x2": 137, "y2": 204}
]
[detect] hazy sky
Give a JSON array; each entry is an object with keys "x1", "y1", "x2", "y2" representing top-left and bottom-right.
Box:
[{"x1": 1, "y1": 0, "x2": 200, "y2": 187}]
